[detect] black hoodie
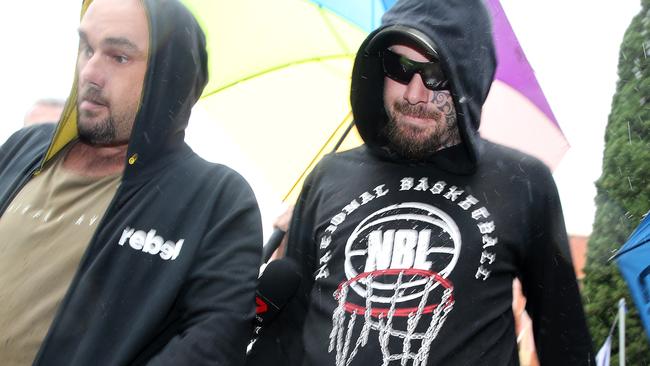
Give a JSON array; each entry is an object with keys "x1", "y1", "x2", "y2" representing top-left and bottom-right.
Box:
[
  {"x1": 0, "y1": 0, "x2": 262, "y2": 365},
  {"x1": 248, "y1": 0, "x2": 595, "y2": 365}
]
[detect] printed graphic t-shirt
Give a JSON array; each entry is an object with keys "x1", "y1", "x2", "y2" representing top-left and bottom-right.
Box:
[
  {"x1": 274, "y1": 145, "x2": 593, "y2": 365},
  {"x1": 0, "y1": 152, "x2": 120, "y2": 366}
]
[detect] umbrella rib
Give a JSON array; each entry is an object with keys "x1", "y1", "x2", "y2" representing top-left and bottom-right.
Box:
[
  {"x1": 331, "y1": 120, "x2": 355, "y2": 153},
  {"x1": 282, "y1": 110, "x2": 354, "y2": 202},
  {"x1": 315, "y1": 4, "x2": 351, "y2": 54},
  {"x1": 201, "y1": 54, "x2": 355, "y2": 99}
]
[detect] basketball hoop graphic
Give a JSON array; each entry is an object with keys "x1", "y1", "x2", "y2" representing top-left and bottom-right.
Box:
[
  {"x1": 328, "y1": 203, "x2": 460, "y2": 365},
  {"x1": 328, "y1": 269, "x2": 454, "y2": 366}
]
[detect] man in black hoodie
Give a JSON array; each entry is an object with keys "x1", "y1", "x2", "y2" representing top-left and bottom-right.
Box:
[
  {"x1": 249, "y1": 0, "x2": 595, "y2": 365},
  {"x1": 0, "y1": 0, "x2": 262, "y2": 365}
]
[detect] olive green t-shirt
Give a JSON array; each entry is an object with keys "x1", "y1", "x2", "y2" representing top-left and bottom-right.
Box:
[{"x1": 0, "y1": 153, "x2": 120, "y2": 365}]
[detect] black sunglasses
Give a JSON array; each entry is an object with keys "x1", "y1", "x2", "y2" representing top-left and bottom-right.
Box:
[{"x1": 382, "y1": 48, "x2": 449, "y2": 91}]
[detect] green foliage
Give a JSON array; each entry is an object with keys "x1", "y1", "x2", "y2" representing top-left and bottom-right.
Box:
[{"x1": 582, "y1": 2, "x2": 650, "y2": 364}]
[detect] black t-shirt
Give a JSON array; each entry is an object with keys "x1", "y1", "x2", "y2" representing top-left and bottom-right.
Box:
[{"x1": 251, "y1": 143, "x2": 593, "y2": 366}]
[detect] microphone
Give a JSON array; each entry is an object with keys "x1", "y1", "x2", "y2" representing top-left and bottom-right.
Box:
[{"x1": 253, "y1": 258, "x2": 302, "y2": 339}]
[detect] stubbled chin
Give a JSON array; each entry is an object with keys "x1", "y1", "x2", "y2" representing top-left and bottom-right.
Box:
[
  {"x1": 394, "y1": 123, "x2": 436, "y2": 144},
  {"x1": 77, "y1": 114, "x2": 109, "y2": 132},
  {"x1": 395, "y1": 113, "x2": 438, "y2": 132}
]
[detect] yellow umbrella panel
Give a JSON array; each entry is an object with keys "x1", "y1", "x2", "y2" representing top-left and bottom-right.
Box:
[{"x1": 182, "y1": 0, "x2": 367, "y2": 203}]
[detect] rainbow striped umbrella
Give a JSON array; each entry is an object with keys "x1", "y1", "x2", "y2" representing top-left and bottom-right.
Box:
[{"x1": 181, "y1": 0, "x2": 568, "y2": 204}]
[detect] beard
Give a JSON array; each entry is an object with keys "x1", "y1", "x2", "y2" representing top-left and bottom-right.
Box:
[
  {"x1": 77, "y1": 85, "x2": 134, "y2": 146},
  {"x1": 77, "y1": 112, "x2": 117, "y2": 145},
  {"x1": 383, "y1": 94, "x2": 461, "y2": 160}
]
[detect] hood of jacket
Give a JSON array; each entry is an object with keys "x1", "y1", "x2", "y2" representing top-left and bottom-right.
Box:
[
  {"x1": 41, "y1": 0, "x2": 207, "y2": 181},
  {"x1": 350, "y1": 0, "x2": 496, "y2": 174}
]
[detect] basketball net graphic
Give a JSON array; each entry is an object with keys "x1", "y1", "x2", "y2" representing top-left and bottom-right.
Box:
[{"x1": 328, "y1": 269, "x2": 455, "y2": 366}]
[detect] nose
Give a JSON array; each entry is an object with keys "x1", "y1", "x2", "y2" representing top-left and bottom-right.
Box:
[
  {"x1": 404, "y1": 73, "x2": 431, "y2": 105},
  {"x1": 78, "y1": 54, "x2": 106, "y2": 89}
]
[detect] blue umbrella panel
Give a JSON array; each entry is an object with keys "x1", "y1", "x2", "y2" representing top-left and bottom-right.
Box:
[{"x1": 616, "y1": 212, "x2": 650, "y2": 340}]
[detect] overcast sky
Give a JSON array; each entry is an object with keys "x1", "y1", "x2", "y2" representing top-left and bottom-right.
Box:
[{"x1": 0, "y1": 1, "x2": 641, "y2": 236}]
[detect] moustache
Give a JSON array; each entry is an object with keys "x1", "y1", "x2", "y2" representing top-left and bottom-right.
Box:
[
  {"x1": 79, "y1": 86, "x2": 109, "y2": 106},
  {"x1": 393, "y1": 101, "x2": 440, "y2": 120}
]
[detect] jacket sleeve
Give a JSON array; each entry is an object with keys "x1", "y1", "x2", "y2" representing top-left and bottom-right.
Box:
[
  {"x1": 519, "y1": 167, "x2": 596, "y2": 365},
  {"x1": 147, "y1": 173, "x2": 263, "y2": 366},
  {"x1": 0, "y1": 125, "x2": 54, "y2": 207},
  {"x1": 245, "y1": 169, "x2": 319, "y2": 366}
]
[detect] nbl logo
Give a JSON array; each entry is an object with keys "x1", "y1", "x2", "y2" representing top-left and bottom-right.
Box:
[{"x1": 344, "y1": 202, "x2": 461, "y2": 301}]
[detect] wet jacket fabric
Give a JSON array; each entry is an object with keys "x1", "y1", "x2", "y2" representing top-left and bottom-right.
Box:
[
  {"x1": 0, "y1": 1, "x2": 262, "y2": 365},
  {"x1": 248, "y1": 0, "x2": 594, "y2": 365}
]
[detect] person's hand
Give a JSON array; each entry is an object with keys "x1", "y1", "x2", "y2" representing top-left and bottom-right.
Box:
[
  {"x1": 273, "y1": 205, "x2": 294, "y2": 232},
  {"x1": 270, "y1": 205, "x2": 294, "y2": 260}
]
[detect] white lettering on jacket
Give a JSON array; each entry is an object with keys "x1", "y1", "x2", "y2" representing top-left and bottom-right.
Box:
[{"x1": 118, "y1": 227, "x2": 184, "y2": 261}]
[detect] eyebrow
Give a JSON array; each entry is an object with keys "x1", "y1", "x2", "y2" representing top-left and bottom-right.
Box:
[
  {"x1": 78, "y1": 30, "x2": 89, "y2": 44},
  {"x1": 78, "y1": 30, "x2": 142, "y2": 54},
  {"x1": 103, "y1": 37, "x2": 141, "y2": 53}
]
